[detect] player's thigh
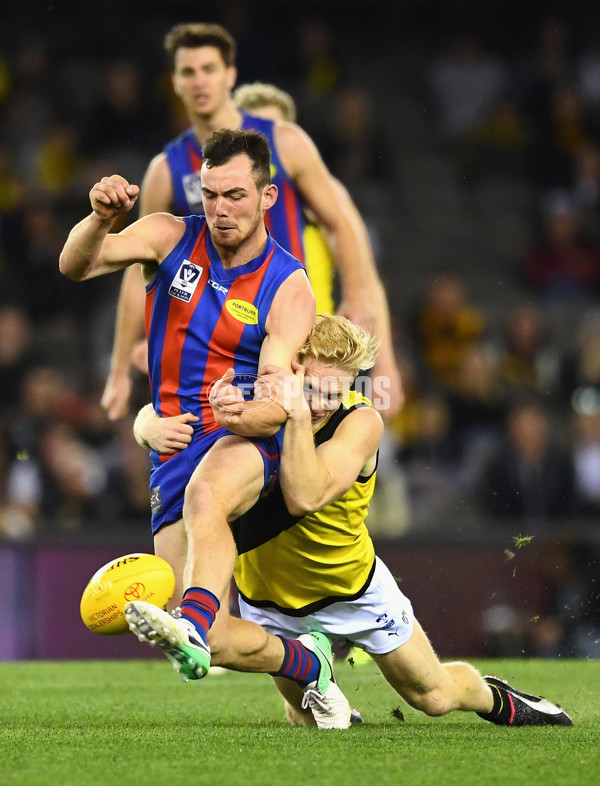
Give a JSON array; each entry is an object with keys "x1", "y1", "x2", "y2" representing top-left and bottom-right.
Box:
[
  {"x1": 154, "y1": 519, "x2": 186, "y2": 609},
  {"x1": 372, "y1": 619, "x2": 449, "y2": 696},
  {"x1": 185, "y1": 434, "x2": 266, "y2": 519}
]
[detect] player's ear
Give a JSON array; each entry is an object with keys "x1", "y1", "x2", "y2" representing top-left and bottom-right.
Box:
[
  {"x1": 262, "y1": 182, "x2": 278, "y2": 209},
  {"x1": 227, "y1": 66, "x2": 237, "y2": 92}
]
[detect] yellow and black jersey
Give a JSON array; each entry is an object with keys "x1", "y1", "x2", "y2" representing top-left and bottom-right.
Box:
[
  {"x1": 302, "y1": 222, "x2": 335, "y2": 315},
  {"x1": 232, "y1": 391, "x2": 377, "y2": 615}
]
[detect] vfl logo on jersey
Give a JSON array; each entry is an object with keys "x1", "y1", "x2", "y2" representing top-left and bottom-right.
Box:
[
  {"x1": 182, "y1": 172, "x2": 205, "y2": 213},
  {"x1": 169, "y1": 260, "x2": 203, "y2": 302},
  {"x1": 225, "y1": 299, "x2": 259, "y2": 324}
]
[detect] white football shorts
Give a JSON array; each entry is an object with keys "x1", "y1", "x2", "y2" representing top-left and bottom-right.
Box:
[{"x1": 237, "y1": 556, "x2": 414, "y2": 655}]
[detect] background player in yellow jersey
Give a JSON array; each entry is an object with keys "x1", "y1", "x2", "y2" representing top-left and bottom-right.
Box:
[
  {"x1": 101, "y1": 23, "x2": 402, "y2": 423},
  {"x1": 134, "y1": 315, "x2": 572, "y2": 728}
]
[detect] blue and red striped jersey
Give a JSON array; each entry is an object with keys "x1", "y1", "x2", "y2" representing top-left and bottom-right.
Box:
[{"x1": 145, "y1": 214, "x2": 304, "y2": 453}]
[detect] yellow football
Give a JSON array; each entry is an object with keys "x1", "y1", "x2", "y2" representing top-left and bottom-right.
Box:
[{"x1": 80, "y1": 552, "x2": 175, "y2": 635}]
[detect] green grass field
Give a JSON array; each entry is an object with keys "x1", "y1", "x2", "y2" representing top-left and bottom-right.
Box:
[{"x1": 0, "y1": 658, "x2": 597, "y2": 786}]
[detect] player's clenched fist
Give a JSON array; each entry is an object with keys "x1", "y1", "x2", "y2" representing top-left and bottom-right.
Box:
[{"x1": 90, "y1": 175, "x2": 140, "y2": 219}]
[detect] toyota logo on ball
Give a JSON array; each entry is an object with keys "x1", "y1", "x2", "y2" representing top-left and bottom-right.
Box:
[{"x1": 124, "y1": 582, "x2": 146, "y2": 601}]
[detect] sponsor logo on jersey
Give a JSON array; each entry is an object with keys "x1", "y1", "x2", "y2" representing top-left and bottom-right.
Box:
[
  {"x1": 208, "y1": 278, "x2": 228, "y2": 295},
  {"x1": 225, "y1": 299, "x2": 259, "y2": 324},
  {"x1": 168, "y1": 260, "x2": 203, "y2": 302}
]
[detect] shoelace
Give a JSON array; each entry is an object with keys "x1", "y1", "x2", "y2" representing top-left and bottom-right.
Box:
[{"x1": 301, "y1": 688, "x2": 330, "y2": 714}]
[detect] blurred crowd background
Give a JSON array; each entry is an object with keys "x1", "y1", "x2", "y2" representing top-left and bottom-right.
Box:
[{"x1": 1, "y1": 0, "x2": 600, "y2": 658}]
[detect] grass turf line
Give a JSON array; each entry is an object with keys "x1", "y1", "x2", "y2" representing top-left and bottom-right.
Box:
[{"x1": 0, "y1": 658, "x2": 597, "y2": 786}]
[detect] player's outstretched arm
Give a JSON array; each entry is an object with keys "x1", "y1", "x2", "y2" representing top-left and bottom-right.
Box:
[
  {"x1": 274, "y1": 125, "x2": 404, "y2": 419},
  {"x1": 59, "y1": 175, "x2": 141, "y2": 281},
  {"x1": 327, "y1": 178, "x2": 403, "y2": 420},
  {"x1": 275, "y1": 123, "x2": 371, "y2": 323},
  {"x1": 100, "y1": 154, "x2": 174, "y2": 420}
]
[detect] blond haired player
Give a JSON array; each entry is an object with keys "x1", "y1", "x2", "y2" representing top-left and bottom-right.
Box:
[{"x1": 133, "y1": 315, "x2": 572, "y2": 728}]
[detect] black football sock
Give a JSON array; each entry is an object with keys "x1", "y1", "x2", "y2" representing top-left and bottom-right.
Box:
[{"x1": 477, "y1": 683, "x2": 514, "y2": 725}]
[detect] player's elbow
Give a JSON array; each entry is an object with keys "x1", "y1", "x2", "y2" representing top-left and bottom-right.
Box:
[
  {"x1": 282, "y1": 489, "x2": 326, "y2": 517},
  {"x1": 58, "y1": 253, "x2": 80, "y2": 280},
  {"x1": 285, "y1": 498, "x2": 311, "y2": 517},
  {"x1": 59, "y1": 252, "x2": 89, "y2": 281}
]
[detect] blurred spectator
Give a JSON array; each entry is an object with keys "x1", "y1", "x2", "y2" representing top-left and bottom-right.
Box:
[
  {"x1": 530, "y1": 82, "x2": 600, "y2": 191},
  {"x1": 318, "y1": 86, "x2": 392, "y2": 192},
  {"x1": 0, "y1": 306, "x2": 37, "y2": 412},
  {"x1": 570, "y1": 406, "x2": 600, "y2": 515},
  {"x1": 570, "y1": 140, "x2": 600, "y2": 241},
  {"x1": 34, "y1": 121, "x2": 86, "y2": 196},
  {"x1": 0, "y1": 143, "x2": 25, "y2": 213},
  {"x1": 293, "y1": 17, "x2": 341, "y2": 101},
  {"x1": 457, "y1": 95, "x2": 534, "y2": 182},
  {"x1": 477, "y1": 398, "x2": 580, "y2": 522},
  {"x1": 516, "y1": 15, "x2": 577, "y2": 135},
  {"x1": 0, "y1": 363, "x2": 149, "y2": 538},
  {"x1": 4, "y1": 41, "x2": 60, "y2": 180},
  {"x1": 82, "y1": 58, "x2": 163, "y2": 182},
  {"x1": 396, "y1": 393, "x2": 460, "y2": 527},
  {"x1": 495, "y1": 303, "x2": 560, "y2": 402},
  {"x1": 411, "y1": 270, "x2": 486, "y2": 391},
  {"x1": 522, "y1": 189, "x2": 600, "y2": 298},
  {"x1": 445, "y1": 344, "x2": 506, "y2": 476},
  {"x1": 36, "y1": 420, "x2": 107, "y2": 530},
  {"x1": 429, "y1": 33, "x2": 508, "y2": 145},
  {"x1": 1, "y1": 365, "x2": 83, "y2": 538},
  {"x1": 558, "y1": 309, "x2": 600, "y2": 407}
]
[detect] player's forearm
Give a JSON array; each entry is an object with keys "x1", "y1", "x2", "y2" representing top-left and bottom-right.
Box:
[
  {"x1": 214, "y1": 399, "x2": 287, "y2": 438},
  {"x1": 133, "y1": 403, "x2": 154, "y2": 449},
  {"x1": 59, "y1": 213, "x2": 115, "y2": 281},
  {"x1": 280, "y1": 413, "x2": 331, "y2": 515},
  {"x1": 109, "y1": 265, "x2": 147, "y2": 374},
  {"x1": 329, "y1": 231, "x2": 369, "y2": 294}
]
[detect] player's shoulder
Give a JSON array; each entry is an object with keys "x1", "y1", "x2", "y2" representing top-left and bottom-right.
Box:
[
  {"x1": 273, "y1": 119, "x2": 313, "y2": 147},
  {"x1": 273, "y1": 120, "x2": 319, "y2": 171},
  {"x1": 339, "y1": 392, "x2": 384, "y2": 433},
  {"x1": 163, "y1": 127, "x2": 194, "y2": 152},
  {"x1": 133, "y1": 212, "x2": 188, "y2": 251}
]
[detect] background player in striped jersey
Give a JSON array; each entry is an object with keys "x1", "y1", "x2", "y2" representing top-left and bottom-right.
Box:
[
  {"x1": 59, "y1": 129, "x2": 359, "y2": 726},
  {"x1": 100, "y1": 22, "x2": 402, "y2": 424},
  {"x1": 135, "y1": 314, "x2": 573, "y2": 728}
]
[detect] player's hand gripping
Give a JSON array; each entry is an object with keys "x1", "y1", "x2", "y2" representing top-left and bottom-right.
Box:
[
  {"x1": 256, "y1": 362, "x2": 309, "y2": 419},
  {"x1": 90, "y1": 175, "x2": 139, "y2": 220},
  {"x1": 144, "y1": 412, "x2": 199, "y2": 454},
  {"x1": 209, "y1": 368, "x2": 246, "y2": 426}
]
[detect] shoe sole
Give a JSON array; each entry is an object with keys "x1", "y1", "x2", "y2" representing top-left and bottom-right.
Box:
[{"x1": 125, "y1": 602, "x2": 210, "y2": 681}]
